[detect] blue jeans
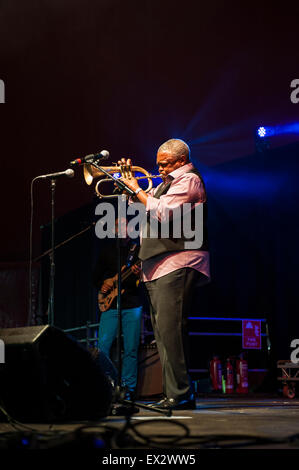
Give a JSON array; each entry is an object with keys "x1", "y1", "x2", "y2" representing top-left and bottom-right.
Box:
[{"x1": 98, "y1": 307, "x2": 142, "y2": 391}]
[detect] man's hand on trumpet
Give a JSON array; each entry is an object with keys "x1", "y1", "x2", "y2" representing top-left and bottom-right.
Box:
[{"x1": 117, "y1": 158, "x2": 148, "y2": 206}]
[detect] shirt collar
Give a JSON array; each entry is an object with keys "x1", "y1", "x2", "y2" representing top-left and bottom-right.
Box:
[{"x1": 168, "y1": 162, "x2": 194, "y2": 180}]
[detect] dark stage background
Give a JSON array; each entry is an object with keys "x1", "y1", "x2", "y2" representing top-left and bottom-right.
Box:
[{"x1": 0, "y1": 1, "x2": 299, "y2": 379}]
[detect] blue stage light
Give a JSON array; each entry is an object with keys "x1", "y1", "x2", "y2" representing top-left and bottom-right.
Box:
[
  {"x1": 257, "y1": 126, "x2": 267, "y2": 138},
  {"x1": 255, "y1": 126, "x2": 270, "y2": 152}
]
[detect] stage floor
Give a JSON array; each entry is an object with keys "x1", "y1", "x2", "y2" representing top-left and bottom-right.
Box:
[{"x1": 1, "y1": 394, "x2": 299, "y2": 450}]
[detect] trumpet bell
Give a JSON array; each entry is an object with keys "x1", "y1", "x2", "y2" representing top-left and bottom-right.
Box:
[{"x1": 83, "y1": 164, "x2": 94, "y2": 186}]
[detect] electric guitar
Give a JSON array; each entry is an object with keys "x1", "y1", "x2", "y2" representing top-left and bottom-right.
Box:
[{"x1": 98, "y1": 260, "x2": 141, "y2": 312}]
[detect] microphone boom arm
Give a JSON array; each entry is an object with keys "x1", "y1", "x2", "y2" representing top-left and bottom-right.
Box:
[{"x1": 90, "y1": 161, "x2": 136, "y2": 197}]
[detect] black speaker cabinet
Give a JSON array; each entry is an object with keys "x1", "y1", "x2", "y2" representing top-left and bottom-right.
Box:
[{"x1": 0, "y1": 325, "x2": 112, "y2": 422}]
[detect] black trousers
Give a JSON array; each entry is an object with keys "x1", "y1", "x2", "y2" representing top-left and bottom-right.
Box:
[{"x1": 145, "y1": 268, "x2": 208, "y2": 400}]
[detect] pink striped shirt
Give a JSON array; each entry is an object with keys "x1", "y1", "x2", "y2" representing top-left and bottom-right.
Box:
[{"x1": 141, "y1": 163, "x2": 210, "y2": 282}]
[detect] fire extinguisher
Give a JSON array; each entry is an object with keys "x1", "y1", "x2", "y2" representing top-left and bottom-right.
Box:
[
  {"x1": 236, "y1": 354, "x2": 249, "y2": 394},
  {"x1": 225, "y1": 358, "x2": 234, "y2": 394},
  {"x1": 210, "y1": 356, "x2": 222, "y2": 391}
]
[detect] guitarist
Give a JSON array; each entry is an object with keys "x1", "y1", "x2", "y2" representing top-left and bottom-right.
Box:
[{"x1": 93, "y1": 218, "x2": 143, "y2": 400}]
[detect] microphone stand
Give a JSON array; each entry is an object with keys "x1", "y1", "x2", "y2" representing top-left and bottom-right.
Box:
[
  {"x1": 89, "y1": 161, "x2": 134, "y2": 403},
  {"x1": 115, "y1": 195, "x2": 126, "y2": 406},
  {"x1": 29, "y1": 169, "x2": 74, "y2": 327},
  {"x1": 90, "y1": 161, "x2": 171, "y2": 417},
  {"x1": 47, "y1": 179, "x2": 56, "y2": 327}
]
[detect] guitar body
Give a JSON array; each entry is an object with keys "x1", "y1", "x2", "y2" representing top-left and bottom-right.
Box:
[
  {"x1": 98, "y1": 261, "x2": 141, "y2": 312},
  {"x1": 98, "y1": 286, "x2": 125, "y2": 312}
]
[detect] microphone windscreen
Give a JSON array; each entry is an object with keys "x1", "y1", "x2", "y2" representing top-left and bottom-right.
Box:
[{"x1": 66, "y1": 169, "x2": 75, "y2": 178}]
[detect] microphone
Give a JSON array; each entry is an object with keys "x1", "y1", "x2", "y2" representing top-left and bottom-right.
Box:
[
  {"x1": 37, "y1": 169, "x2": 75, "y2": 179},
  {"x1": 70, "y1": 150, "x2": 109, "y2": 166}
]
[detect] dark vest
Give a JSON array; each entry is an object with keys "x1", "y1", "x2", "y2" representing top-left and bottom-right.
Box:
[{"x1": 138, "y1": 168, "x2": 208, "y2": 261}]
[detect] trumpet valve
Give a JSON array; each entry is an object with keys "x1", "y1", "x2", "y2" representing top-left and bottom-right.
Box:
[{"x1": 120, "y1": 163, "x2": 133, "y2": 179}]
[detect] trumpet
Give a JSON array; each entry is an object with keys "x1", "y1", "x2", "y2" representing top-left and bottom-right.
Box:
[{"x1": 83, "y1": 163, "x2": 161, "y2": 198}]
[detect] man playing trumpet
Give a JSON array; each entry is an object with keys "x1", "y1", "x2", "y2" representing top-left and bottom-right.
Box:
[{"x1": 118, "y1": 138, "x2": 210, "y2": 411}]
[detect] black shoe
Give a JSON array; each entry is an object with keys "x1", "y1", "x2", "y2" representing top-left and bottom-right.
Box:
[{"x1": 151, "y1": 395, "x2": 196, "y2": 410}]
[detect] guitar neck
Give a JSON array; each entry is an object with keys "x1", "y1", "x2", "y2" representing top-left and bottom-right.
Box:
[{"x1": 121, "y1": 260, "x2": 141, "y2": 283}]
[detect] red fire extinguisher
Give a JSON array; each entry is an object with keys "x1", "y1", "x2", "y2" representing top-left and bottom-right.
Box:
[
  {"x1": 210, "y1": 356, "x2": 222, "y2": 391},
  {"x1": 225, "y1": 358, "x2": 234, "y2": 394},
  {"x1": 236, "y1": 354, "x2": 249, "y2": 394}
]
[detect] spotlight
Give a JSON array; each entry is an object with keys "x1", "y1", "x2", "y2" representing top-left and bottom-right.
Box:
[
  {"x1": 257, "y1": 126, "x2": 267, "y2": 138},
  {"x1": 255, "y1": 126, "x2": 270, "y2": 153}
]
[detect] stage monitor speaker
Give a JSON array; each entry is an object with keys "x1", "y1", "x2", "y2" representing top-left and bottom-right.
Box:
[{"x1": 0, "y1": 325, "x2": 113, "y2": 422}]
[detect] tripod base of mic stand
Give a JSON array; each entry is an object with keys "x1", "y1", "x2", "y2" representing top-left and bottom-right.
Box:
[
  {"x1": 124, "y1": 400, "x2": 172, "y2": 418},
  {"x1": 110, "y1": 403, "x2": 140, "y2": 416},
  {"x1": 109, "y1": 386, "x2": 172, "y2": 417},
  {"x1": 109, "y1": 385, "x2": 140, "y2": 416}
]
